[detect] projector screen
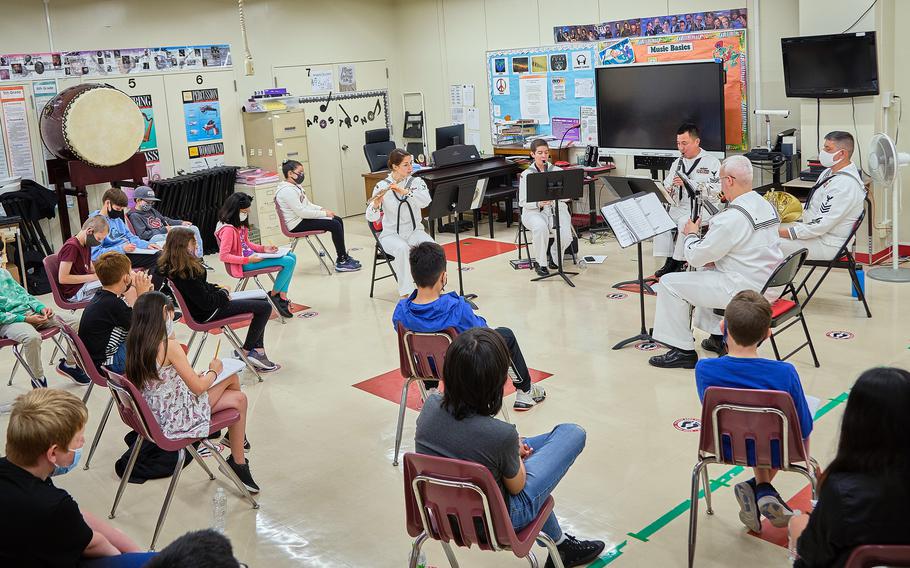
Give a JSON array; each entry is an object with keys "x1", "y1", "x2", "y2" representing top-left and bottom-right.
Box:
[{"x1": 595, "y1": 61, "x2": 726, "y2": 157}]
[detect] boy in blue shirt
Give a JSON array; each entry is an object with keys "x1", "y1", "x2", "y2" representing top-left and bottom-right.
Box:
[
  {"x1": 393, "y1": 242, "x2": 546, "y2": 411},
  {"x1": 695, "y1": 289, "x2": 813, "y2": 533},
  {"x1": 90, "y1": 187, "x2": 161, "y2": 270}
]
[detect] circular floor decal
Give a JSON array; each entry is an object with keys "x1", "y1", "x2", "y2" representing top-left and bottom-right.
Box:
[
  {"x1": 297, "y1": 311, "x2": 319, "y2": 319},
  {"x1": 825, "y1": 330, "x2": 855, "y2": 340},
  {"x1": 606, "y1": 293, "x2": 628, "y2": 300},
  {"x1": 673, "y1": 418, "x2": 701, "y2": 432},
  {"x1": 460, "y1": 266, "x2": 474, "y2": 271},
  {"x1": 635, "y1": 341, "x2": 660, "y2": 351}
]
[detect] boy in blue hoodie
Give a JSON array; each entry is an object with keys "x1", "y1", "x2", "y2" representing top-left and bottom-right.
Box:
[
  {"x1": 392, "y1": 242, "x2": 546, "y2": 411},
  {"x1": 90, "y1": 187, "x2": 160, "y2": 270}
]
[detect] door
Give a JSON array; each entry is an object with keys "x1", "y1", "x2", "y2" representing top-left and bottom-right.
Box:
[{"x1": 337, "y1": 93, "x2": 389, "y2": 215}]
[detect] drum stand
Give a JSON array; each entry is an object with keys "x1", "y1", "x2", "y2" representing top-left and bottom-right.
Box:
[{"x1": 47, "y1": 153, "x2": 147, "y2": 240}]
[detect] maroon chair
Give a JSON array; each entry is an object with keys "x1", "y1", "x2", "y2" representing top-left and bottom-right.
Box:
[
  {"x1": 368, "y1": 217, "x2": 397, "y2": 298},
  {"x1": 687, "y1": 387, "x2": 820, "y2": 568},
  {"x1": 44, "y1": 253, "x2": 91, "y2": 311},
  {"x1": 2, "y1": 327, "x2": 63, "y2": 386},
  {"x1": 168, "y1": 280, "x2": 262, "y2": 382},
  {"x1": 403, "y1": 452, "x2": 564, "y2": 568},
  {"x1": 274, "y1": 199, "x2": 333, "y2": 275},
  {"x1": 105, "y1": 370, "x2": 259, "y2": 551},
  {"x1": 844, "y1": 545, "x2": 910, "y2": 568}
]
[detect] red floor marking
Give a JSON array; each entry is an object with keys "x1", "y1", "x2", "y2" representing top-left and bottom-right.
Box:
[
  {"x1": 749, "y1": 484, "x2": 814, "y2": 547},
  {"x1": 178, "y1": 303, "x2": 310, "y2": 335},
  {"x1": 441, "y1": 238, "x2": 518, "y2": 264},
  {"x1": 614, "y1": 282, "x2": 657, "y2": 296},
  {"x1": 353, "y1": 368, "x2": 552, "y2": 411}
]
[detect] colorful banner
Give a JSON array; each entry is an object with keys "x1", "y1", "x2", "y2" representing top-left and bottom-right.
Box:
[
  {"x1": 182, "y1": 89, "x2": 222, "y2": 143},
  {"x1": 598, "y1": 39, "x2": 635, "y2": 66},
  {"x1": 554, "y1": 9, "x2": 747, "y2": 43},
  {"x1": 130, "y1": 94, "x2": 161, "y2": 182}
]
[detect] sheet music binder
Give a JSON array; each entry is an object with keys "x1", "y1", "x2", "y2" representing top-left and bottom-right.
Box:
[{"x1": 600, "y1": 192, "x2": 676, "y2": 248}]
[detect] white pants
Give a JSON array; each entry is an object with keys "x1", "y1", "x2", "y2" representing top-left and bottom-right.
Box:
[
  {"x1": 653, "y1": 205, "x2": 713, "y2": 260},
  {"x1": 379, "y1": 229, "x2": 435, "y2": 296},
  {"x1": 779, "y1": 235, "x2": 841, "y2": 262},
  {"x1": 652, "y1": 270, "x2": 750, "y2": 351},
  {"x1": 0, "y1": 311, "x2": 79, "y2": 379},
  {"x1": 522, "y1": 202, "x2": 572, "y2": 267}
]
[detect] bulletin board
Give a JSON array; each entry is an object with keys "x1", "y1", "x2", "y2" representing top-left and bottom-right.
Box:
[{"x1": 486, "y1": 29, "x2": 748, "y2": 150}]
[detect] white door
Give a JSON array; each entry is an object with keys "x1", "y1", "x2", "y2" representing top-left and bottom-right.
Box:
[{"x1": 337, "y1": 93, "x2": 389, "y2": 215}]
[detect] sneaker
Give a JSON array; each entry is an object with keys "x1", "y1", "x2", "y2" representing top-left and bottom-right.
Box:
[
  {"x1": 335, "y1": 258, "x2": 362, "y2": 272},
  {"x1": 30, "y1": 377, "x2": 48, "y2": 389},
  {"x1": 246, "y1": 350, "x2": 279, "y2": 372},
  {"x1": 221, "y1": 433, "x2": 251, "y2": 454},
  {"x1": 221, "y1": 455, "x2": 260, "y2": 494},
  {"x1": 56, "y1": 360, "x2": 91, "y2": 385},
  {"x1": 757, "y1": 488, "x2": 794, "y2": 528},
  {"x1": 340, "y1": 254, "x2": 362, "y2": 268},
  {"x1": 545, "y1": 534, "x2": 606, "y2": 568},
  {"x1": 733, "y1": 480, "x2": 762, "y2": 533},
  {"x1": 513, "y1": 384, "x2": 547, "y2": 411},
  {"x1": 268, "y1": 293, "x2": 294, "y2": 318}
]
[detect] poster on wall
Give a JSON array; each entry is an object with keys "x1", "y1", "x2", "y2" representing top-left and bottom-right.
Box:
[
  {"x1": 310, "y1": 69, "x2": 333, "y2": 93},
  {"x1": 182, "y1": 89, "x2": 222, "y2": 143},
  {"x1": 130, "y1": 94, "x2": 161, "y2": 181},
  {"x1": 32, "y1": 80, "x2": 58, "y2": 163},
  {"x1": 554, "y1": 8, "x2": 747, "y2": 42},
  {"x1": 188, "y1": 142, "x2": 225, "y2": 172},
  {"x1": 598, "y1": 38, "x2": 635, "y2": 66},
  {"x1": 0, "y1": 86, "x2": 35, "y2": 180},
  {"x1": 338, "y1": 65, "x2": 356, "y2": 92}
]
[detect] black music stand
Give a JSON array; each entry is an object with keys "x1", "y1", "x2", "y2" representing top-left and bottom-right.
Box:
[
  {"x1": 601, "y1": 178, "x2": 672, "y2": 350},
  {"x1": 526, "y1": 168, "x2": 584, "y2": 287},
  {"x1": 428, "y1": 176, "x2": 480, "y2": 309}
]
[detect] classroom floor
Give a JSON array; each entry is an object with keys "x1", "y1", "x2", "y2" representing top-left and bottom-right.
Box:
[{"x1": 2, "y1": 217, "x2": 908, "y2": 568}]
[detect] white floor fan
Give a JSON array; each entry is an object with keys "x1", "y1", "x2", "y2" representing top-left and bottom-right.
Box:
[{"x1": 867, "y1": 132, "x2": 910, "y2": 282}]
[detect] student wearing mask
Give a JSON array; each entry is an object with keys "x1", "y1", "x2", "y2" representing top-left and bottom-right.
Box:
[
  {"x1": 365, "y1": 148, "x2": 434, "y2": 298},
  {"x1": 57, "y1": 215, "x2": 109, "y2": 303},
  {"x1": 275, "y1": 160, "x2": 360, "y2": 272},
  {"x1": 519, "y1": 139, "x2": 573, "y2": 278},
  {"x1": 90, "y1": 187, "x2": 161, "y2": 270},
  {"x1": 127, "y1": 186, "x2": 210, "y2": 269}
]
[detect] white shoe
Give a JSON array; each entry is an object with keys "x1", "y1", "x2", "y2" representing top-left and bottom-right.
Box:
[{"x1": 514, "y1": 385, "x2": 546, "y2": 411}]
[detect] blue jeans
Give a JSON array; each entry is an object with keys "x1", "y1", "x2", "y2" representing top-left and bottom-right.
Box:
[
  {"x1": 107, "y1": 342, "x2": 127, "y2": 375},
  {"x1": 79, "y1": 552, "x2": 157, "y2": 567},
  {"x1": 509, "y1": 423, "x2": 587, "y2": 540},
  {"x1": 149, "y1": 224, "x2": 203, "y2": 257},
  {"x1": 244, "y1": 252, "x2": 297, "y2": 293}
]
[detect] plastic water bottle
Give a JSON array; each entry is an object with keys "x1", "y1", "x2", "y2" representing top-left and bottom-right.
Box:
[
  {"x1": 416, "y1": 550, "x2": 427, "y2": 568},
  {"x1": 212, "y1": 487, "x2": 226, "y2": 533}
]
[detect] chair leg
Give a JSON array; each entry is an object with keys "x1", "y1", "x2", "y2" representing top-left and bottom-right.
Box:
[
  {"x1": 393, "y1": 378, "x2": 414, "y2": 466},
  {"x1": 110, "y1": 437, "x2": 143, "y2": 519},
  {"x1": 408, "y1": 533, "x2": 430, "y2": 568},
  {"x1": 10, "y1": 347, "x2": 40, "y2": 384},
  {"x1": 769, "y1": 334, "x2": 782, "y2": 362},
  {"x1": 204, "y1": 440, "x2": 259, "y2": 508},
  {"x1": 526, "y1": 552, "x2": 540, "y2": 568},
  {"x1": 190, "y1": 332, "x2": 209, "y2": 367},
  {"x1": 48, "y1": 344, "x2": 60, "y2": 366},
  {"x1": 84, "y1": 396, "x2": 113, "y2": 470},
  {"x1": 370, "y1": 249, "x2": 379, "y2": 298},
  {"x1": 8, "y1": 358, "x2": 19, "y2": 386},
  {"x1": 308, "y1": 235, "x2": 334, "y2": 275},
  {"x1": 82, "y1": 380, "x2": 94, "y2": 404},
  {"x1": 224, "y1": 327, "x2": 262, "y2": 382},
  {"x1": 185, "y1": 443, "x2": 216, "y2": 480},
  {"x1": 799, "y1": 315, "x2": 820, "y2": 368},
  {"x1": 441, "y1": 541, "x2": 460, "y2": 568},
  {"x1": 702, "y1": 466, "x2": 713, "y2": 515},
  {"x1": 289, "y1": 237, "x2": 300, "y2": 252},
  {"x1": 848, "y1": 263, "x2": 872, "y2": 317},
  {"x1": 538, "y1": 533, "x2": 565, "y2": 568},
  {"x1": 688, "y1": 461, "x2": 706, "y2": 568},
  {"x1": 185, "y1": 331, "x2": 199, "y2": 355},
  {"x1": 149, "y1": 447, "x2": 187, "y2": 551}
]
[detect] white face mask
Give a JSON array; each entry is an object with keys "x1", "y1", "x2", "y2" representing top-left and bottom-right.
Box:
[
  {"x1": 238, "y1": 212, "x2": 248, "y2": 222},
  {"x1": 818, "y1": 149, "x2": 842, "y2": 168}
]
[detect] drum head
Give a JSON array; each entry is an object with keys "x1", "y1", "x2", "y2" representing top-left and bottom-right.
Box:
[{"x1": 64, "y1": 87, "x2": 145, "y2": 167}]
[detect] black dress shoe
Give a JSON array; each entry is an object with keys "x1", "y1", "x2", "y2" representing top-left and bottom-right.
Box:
[
  {"x1": 654, "y1": 258, "x2": 683, "y2": 278},
  {"x1": 701, "y1": 335, "x2": 727, "y2": 356},
  {"x1": 535, "y1": 265, "x2": 550, "y2": 277},
  {"x1": 548, "y1": 259, "x2": 559, "y2": 270},
  {"x1": 649, "y1": 348, "x2": 698, "y2": 369}
]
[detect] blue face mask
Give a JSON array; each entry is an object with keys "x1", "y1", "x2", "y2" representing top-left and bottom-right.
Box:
[{"x1": 51, "y1": 446, "x2": 82, "y2": 477}]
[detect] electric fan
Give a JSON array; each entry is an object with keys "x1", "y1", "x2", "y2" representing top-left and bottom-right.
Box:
[{"x1": 867, "y1": 133, "x2": 910, "y2": 282}]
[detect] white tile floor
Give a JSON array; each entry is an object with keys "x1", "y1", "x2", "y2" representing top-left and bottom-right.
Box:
[{"x1": 2, "y1": 218, "x2": 907, "y2": 567}]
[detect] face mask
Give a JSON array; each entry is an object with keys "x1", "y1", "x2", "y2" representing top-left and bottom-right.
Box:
[
  {"x1": 137, "y1": 202, "x2": 153, "y2": 212},
  {"x1": 295, "y1": 172, "x2": 305, "y2": 184},
  {"x1": 818, "y1": 149, "x2": 841, "y2": 168},
  {"x1": 51, "y1": 446, "x2": 82, "y2": 477},
  {"x1": 166, "y1": 317, "x2": 174, "y2": 337},
  {"x1": 238, "y1": 212, "x2": 248, "y2": 222},
  {"x1": 109, "y1": 209, "x2": 124, "y2": 219},
  {"x1": 85, "y1": 232, "x2": 100, "y2": 247}
]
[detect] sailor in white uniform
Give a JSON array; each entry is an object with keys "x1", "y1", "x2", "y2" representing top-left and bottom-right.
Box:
[
  {"x1": 649, "y1": 155, "x2": 783, "y2": 368},
  {"x1": 779, "y1": 131, "x2": 866, "y2": 261},
  {"x1": 654, "y1": 123, "x2": 722, "y2": 277},
  {"x1": 365, "y1": 148, "x2": 434, "y2": 297},
  {"x1": 519, "y1": 139, "x2": 574, "y2": 277}
]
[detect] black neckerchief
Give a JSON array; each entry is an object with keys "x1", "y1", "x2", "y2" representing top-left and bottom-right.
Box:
[{"x1": 803, "y1": 169, "x2": 861, "y2": 210}]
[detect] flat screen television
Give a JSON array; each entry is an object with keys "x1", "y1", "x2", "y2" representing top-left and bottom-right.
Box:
[
  {"x1": 595, "y1": 61, "x2": 726, "y2": 158},
  {"x1": 781, "y1": 32, "x2": 879, "y2": 98}
]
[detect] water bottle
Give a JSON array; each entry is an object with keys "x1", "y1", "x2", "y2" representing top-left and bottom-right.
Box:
[
  {"x1": 212, "y1": 487, "x2": 226, "y2": 533},
  {"x1": 416, "y1": 550, "x2": 427, "y2": 568}
]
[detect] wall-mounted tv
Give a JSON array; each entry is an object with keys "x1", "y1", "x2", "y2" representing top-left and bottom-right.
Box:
[{"x1": 781, "y1": 32, "x2": 879, "y2": 98}]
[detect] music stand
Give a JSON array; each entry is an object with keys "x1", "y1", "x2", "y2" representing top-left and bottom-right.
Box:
[
  {"x1": 526, "y1": 168, "x2": 584, "y2": 287},
  {"x1": 428, "y1": 176, "x2": 480, "y2": 309},
  {"x1": 601, "y1": 177, "x2": 672, "y2": 350}
]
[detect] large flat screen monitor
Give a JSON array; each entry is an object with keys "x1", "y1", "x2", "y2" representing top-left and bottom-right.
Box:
[
  {"x1": 435, "y1": 124, "x2": 465, "y2": 151},
  {"x1": 781, "y1": 32, "x2": 879, "y2": 98}
]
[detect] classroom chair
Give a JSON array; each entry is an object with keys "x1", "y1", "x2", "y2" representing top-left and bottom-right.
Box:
[
  {"x1": 273, "y1": 199, "x2": 333, "y2": 275},
  {"x1": 403, "y1": 452, "x2": 565, "y2": 568},
  {"x1": 363, "y1": 128, "x2": 396, "y2": 173},
  {"x1": 368, "y1": 218, "x2": 398, "y2": 298},
  {"x1": 44, "y1": 253, "x2": 92, "y2": 311},
  {"x1": 224, "y1": 265, "x2": 285, "y2": 324},
  {"x1": 687, "y1": 386, "x2": 820, "y2": 568},
  {"x1": 2, "y1": 328, "x2": 63, "y2": 387},
  {"x1": 105, "y1": 369, "x2": 259, "y2": 551},
  {"x1": 795, "y1": 210, "x2": 871, "y2": 318},
  {"x1": 844, "y1": 545, "x2": 910, "y2": 568}
]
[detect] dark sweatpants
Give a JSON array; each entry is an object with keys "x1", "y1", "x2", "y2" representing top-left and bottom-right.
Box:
[
  {"x1": 292, "y1": 217, "x2": 347, "y2": 260},
  {"x1": 209, "y1": 298, "x2": 272, "y2": 351}
]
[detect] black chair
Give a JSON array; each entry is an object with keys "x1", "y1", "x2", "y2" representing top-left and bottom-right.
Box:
[
  {"x1": 795, "y1": 209, "x2": 871, "y2": 318},
  {"x1": 473, "y1": 182, "x2": 518, "y2": 239},
  {"x1": 368, "y1": 218, "x2": 397, "y2": 298},
  {"x1": 363, "y1": 129, "x2": 396, "y2": 173}
]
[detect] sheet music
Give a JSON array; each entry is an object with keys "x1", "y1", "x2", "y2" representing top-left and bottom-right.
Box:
[
  {"x1": 635, "y1": 193, "x2": 676, "y2": 235},
  {"x1": 600, "y1": 204, "x2": 636, "y2": 248},
  {"x1": 615, "y1": 200, "x2": 653, "y2": 242}
]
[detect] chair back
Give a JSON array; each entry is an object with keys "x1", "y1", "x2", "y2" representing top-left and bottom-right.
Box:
[
  {"x1": 43, "y1": 254, "x2": 90, "y2": 310},
  {"x1": 397, "y1": 323, "x2": 456, "y2": 382},
  {"x1": 698, "y1": 387, "x2": 809, "y2": 469},
  {"x1": 56, "y1": 322, "x2": 107, "y2": 388},
  {"x1": 364, "y1": 129, "x2": 396, "y2": 173},
  {"x1": 274, "y1": 198, "x2": 294, "y2": 238},
  {"x1": 105, "y1": 370, "x2": 166, "y2": 445},
  {"x1": 836, "y1": 208, "x2": 867, "y2": 259},
  {"x1": 403, "y1": 452, "x2": 516, "y2": 551},
  {"x1": 762, "y1": 248, "x2": 808, "y2": 292},
  {"x1": 845, "y1": 545, "x2": 910, "y2": 568}
]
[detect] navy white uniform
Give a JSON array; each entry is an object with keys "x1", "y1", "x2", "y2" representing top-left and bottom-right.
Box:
[
  {"x1": 780, "y1": 162, "x2": 865, "y2": 261},
  {"x1": 654, "y1": 149, "x2": 722, "y2": 261},
  {"x1": 519, "y1": 162, "x2": 573, "y2": 267},
  {"x1": 653, "y1": 191, "x2": 782, "y2": 351},
  {"x1": 366, "y1": 174, "x2": 433, "y2": 296}
]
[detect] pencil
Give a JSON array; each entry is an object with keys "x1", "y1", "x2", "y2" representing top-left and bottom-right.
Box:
[{"x1": 214, "y1": 339, "x2": 221, "y2": 360}]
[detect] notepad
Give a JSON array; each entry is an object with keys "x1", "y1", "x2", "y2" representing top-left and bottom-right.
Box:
[
  {"x1": 83, "y1": 279, "x2": 103, "y2": 291},
  {"x1": 255, "y1": 246, "x2": 290, "y2": 259},
  {"x1": 601, "y1": 193, "x2": 676, "y2": 248},
  {"x1": 209, "y1": 358, "x2": 247, "y2": 388},
  {"x1": 129, "y1": 248, "x2": 158, "y2": 255},
  {"x1": 806, "y1": 395, "x2": 821, "y2": 418},
  {"x1": 230, "y1": 289, "x2": 269, "y2": 301}
]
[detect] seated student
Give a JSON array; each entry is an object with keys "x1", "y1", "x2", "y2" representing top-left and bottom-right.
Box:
[
  {"x1": 276, "y1": 160, "x2": 361, "y2": 272},
  {"x1": 518, "y1": 139, "x2": 573, "y2": 277},
  {"x1": 415, "y1": 329, "x2": 603, "y2": 568},
  {"x1": 126, "y1": 292, "x2": 259, "y2": 493},
  {"x1": 79, "y1": 252, "x2": 154, "y2": 374},
  {"x1": 90, "y1": 187, "x2": 162, "y2": 270},
  {"x1": 393, "y1": 241, "x2": 546, "y2": 411},
  {"x1": 157, "y1": 227, "x2": 278, "y2": 372},
  {"x1": 216, "y1": 192, "x2": 296, "y2": 319},
  {"x1": 789, "y1": 367, "x2": 910, "y2": 567},
  {"x1": 127, "y1": 186, "x2": 212, "y2": 270},
  {"x1": 695, "y1": 290, "x2": 814, "y2": 532},
  {"x1": 58, "y1": 215, "x2": 109, "y2": 303},
  {"x1": 0, "y1": 389, "x2": 155, "y2": 567},
  {"x1": 0, "y1": 267, "x2": 89, "y2": 389},
  {"x1": 144, "y1": 529, "x2": 242, "y2": 568}
]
